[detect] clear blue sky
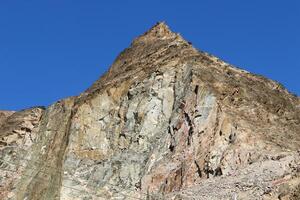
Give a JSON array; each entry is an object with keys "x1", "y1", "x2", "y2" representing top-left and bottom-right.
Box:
[{"x1": 0, "y1": 1, "x2": 299, "y2": 111}]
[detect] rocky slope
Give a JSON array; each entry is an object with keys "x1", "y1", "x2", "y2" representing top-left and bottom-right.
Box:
[{"x1": 0, "y1": 22, "x2": 299, "y2": 200}]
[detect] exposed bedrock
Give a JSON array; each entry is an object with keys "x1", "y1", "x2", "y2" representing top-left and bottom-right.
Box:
[{"x1": 1, "y1": 22, "x2": 299, "y2": 200}]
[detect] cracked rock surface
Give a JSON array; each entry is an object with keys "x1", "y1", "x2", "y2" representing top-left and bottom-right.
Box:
[{"x1": 0, "y1": 23, "x2": 300, "y2": 200}]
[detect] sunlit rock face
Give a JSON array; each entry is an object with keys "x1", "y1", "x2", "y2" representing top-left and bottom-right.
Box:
[
  {"x1": 0, "y1": 107, "x2": 45, "y2": 199},
  {"x1": 1, "y1": 23, "x2": 300, "y2": 200}
]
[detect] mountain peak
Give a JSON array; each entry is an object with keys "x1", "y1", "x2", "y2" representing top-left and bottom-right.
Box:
[
  {"x1": 2, "y1": 22, "x2": 300, "y2": 200},
  {"x1": 88, "y1": 22, "x2": 196, "y2": 90},
  {"x1": 146, "y1": 21, "x2": 174, "y2": 37},
  {"x1": 133, "y1": 22, "x2": 179, "y2": 44}
]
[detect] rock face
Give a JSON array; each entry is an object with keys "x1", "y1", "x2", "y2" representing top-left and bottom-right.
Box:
[{"x1": 0, "y1": 22, "x2": 300, "y2": 200}]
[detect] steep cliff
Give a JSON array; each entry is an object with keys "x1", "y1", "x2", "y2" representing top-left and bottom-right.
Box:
[{"x1": 0, "y1": 22, "x2": 299, "y2": 200}]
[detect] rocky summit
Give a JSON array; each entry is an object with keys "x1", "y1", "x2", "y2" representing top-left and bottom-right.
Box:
[{"x1": 0, "y1": 22, "x2": 300, "y2": 200}]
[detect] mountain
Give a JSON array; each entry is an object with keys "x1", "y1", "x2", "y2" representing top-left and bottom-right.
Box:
[{"x1": 0, "y1": 22, "x2": 299, "y2": 200}]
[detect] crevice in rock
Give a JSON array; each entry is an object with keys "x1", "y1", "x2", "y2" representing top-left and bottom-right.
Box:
[
  {"x1": 168, "y1": 125, "x2": 176, "y2": 152},
  {"x1": 133, "y1": 112, "x2": 140, "y2": 124},
  {"x1": 197, "y1": 130, "x2": 205, "y2": 137},
  {"x1": 119, "y1": 132, "x2": 126, "y2": 139},
  {"x1": 20, "y1": 127, "x2": 32, "y2": 133},
  {"x1": 127, "y1": 91, "x2": 133, "y2": 100},
  {"x1": 184, "y1": 112, "x2": 194, "y2": 145},
  {"x1": 228, "y1": 132, "x2": 236, "y2": 144},
  {"x1": 194, "y1": 85, "x2": 199, "y2": 95},
  {"x1": 203, "y1": 161, "x2": 214, "y2": 178},
  {"x1": 214, "y1": 167, "x2": 223, "y2": 177},
  {"x1": 194, "y1": 114, "x2": 202, "y2": 118},
  {"x1": 194, "y1": 161, "x2": 202, "y2": 178},
  {"x1": 180, "y1": 164, "x2": 184, "y2": 189}
]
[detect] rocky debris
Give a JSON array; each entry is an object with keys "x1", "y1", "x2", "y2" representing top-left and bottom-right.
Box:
[
  {"x1": 0, "y1": 22, "x2": 299, "y2": 200},
  {"x1": 166, "y1": 153, "x2": 300, "y2": 200}
]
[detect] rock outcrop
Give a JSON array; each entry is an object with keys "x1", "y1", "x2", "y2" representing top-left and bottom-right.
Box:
[{"x1": 0, "y1": 22, "x2": 299, "y2": 200}]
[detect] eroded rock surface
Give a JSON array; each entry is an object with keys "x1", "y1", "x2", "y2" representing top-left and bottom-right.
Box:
[
  {"x1": 0, "y1": 22, "x2": 299, "y2": 200},
  {"x1": 0, "y1": 111, "x2": 15, "y2": 127},
  {"x1": 0, "y1": 107, "x2": 45, "y2": 199}
]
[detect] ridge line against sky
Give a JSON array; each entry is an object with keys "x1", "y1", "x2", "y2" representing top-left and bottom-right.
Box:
[{"x1": 0, "y1": 1, "x2": 299, "y2": 110}]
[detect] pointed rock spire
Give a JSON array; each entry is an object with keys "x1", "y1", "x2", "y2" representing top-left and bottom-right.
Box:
[
  {"x1": 144, "y1": 22, "x2": 176, "y2": 38},
  {"x1": 132, "y1": 22, "x2": 179, "y2": 44}
]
